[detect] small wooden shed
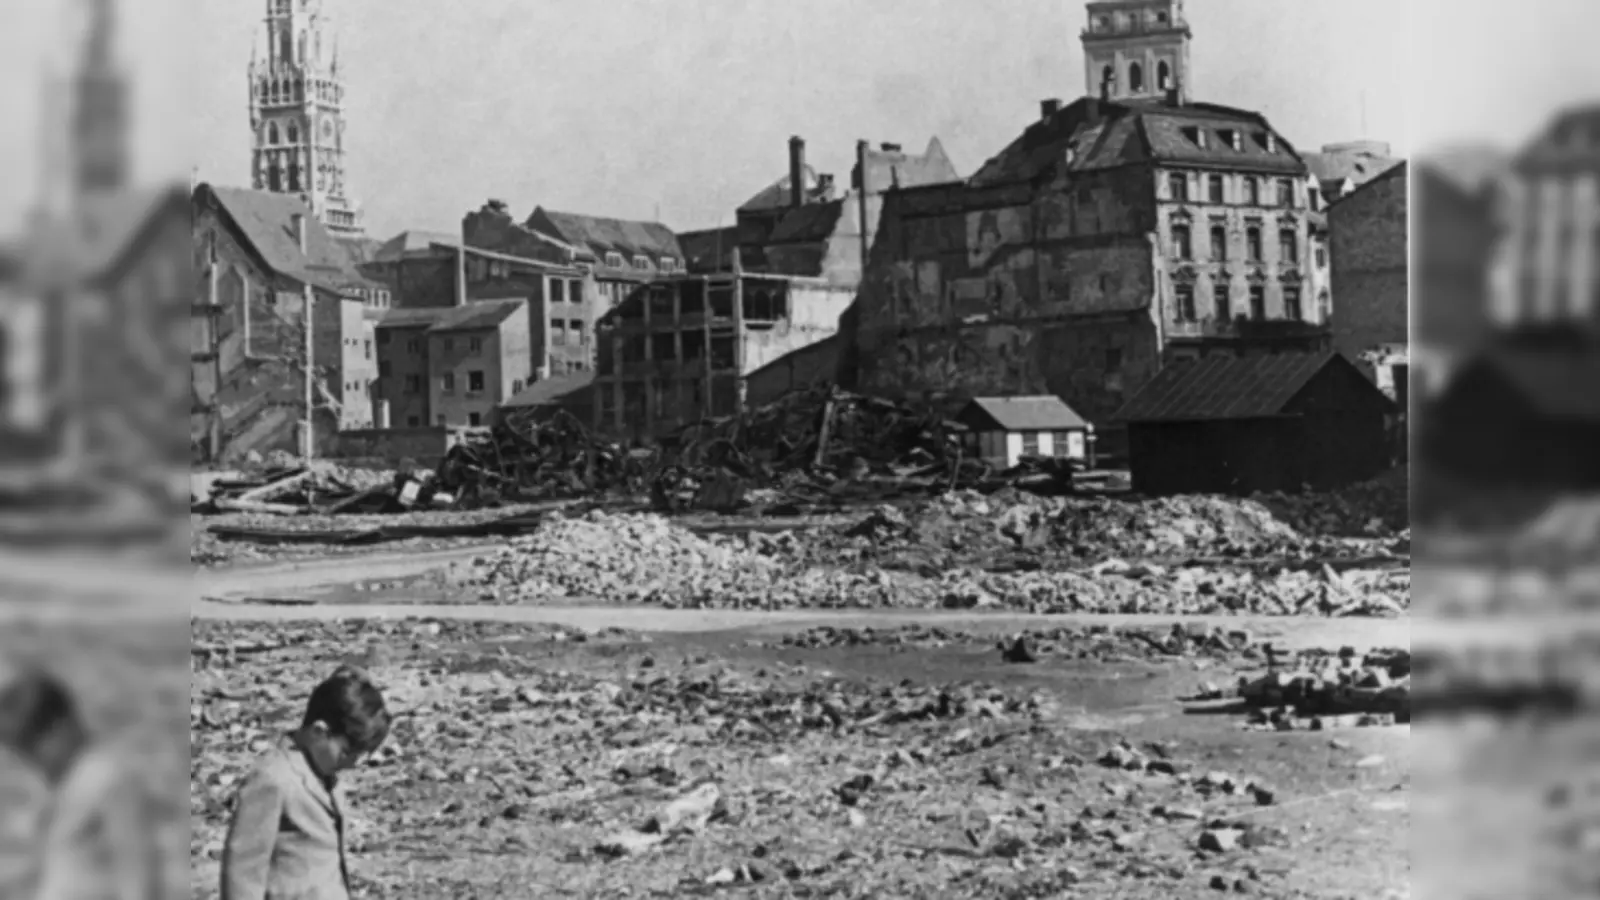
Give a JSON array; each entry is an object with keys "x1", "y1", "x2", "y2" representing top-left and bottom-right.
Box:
[
  {"x1": 955, "y1": 395, "x2": 1093, "y2": 468},
  {"x1": 1112, "y1": 351, "x2": 1394, "y2": 495},
  {"x1": 1422, "y1": 346, "x2": 1600, "y2": 488}
]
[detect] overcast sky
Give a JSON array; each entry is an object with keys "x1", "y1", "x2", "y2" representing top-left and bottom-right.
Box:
[{"x1": 1, "y1": 0, "x2": 1596, "y2": 237}]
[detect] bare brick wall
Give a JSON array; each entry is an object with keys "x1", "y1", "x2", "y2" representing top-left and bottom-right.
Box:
[{"x1": 1328, "y1": 167, "x2": 1407, "y2": 390}]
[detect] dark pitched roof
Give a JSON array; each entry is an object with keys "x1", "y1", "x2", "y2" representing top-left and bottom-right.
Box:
[
  {"x1": 1516, "y1": 103, "x2": 1600, "y2": 174},
  {"x1": 428, "y1": 299, "x2": 524, "y2": 333},
  {"x1": 24, "y1": 186, "x2": 188, "y2": 288},
  {"x1": 767, "y1": 199, "x2": 847, "y2": 244},
  {"x1": 502, "y1": 371, "x2": 595, "y2": 408},
  {"x1": 677, "y1": 226, "x2": 740, "y2": 272},
  {"x1": 964, "y1": 395, "x2": 1089, "y2": 431},
  {"x1": 526, "y1": 208, "x2": 681, "y2": 261},
  {"x1": 1112, "y1": 351, "x2": 1338, "y2": 423},
  {"x1": 739, "y1": 165, "x2": 830, "y2": 213},
  {"x1": 371, "y1": 229, "x2": 456, "y2": 262},
  {"x1": 970, "y1": 97, "x2": 1305, "y2": 188},
  {"x1": 202, "y1": 185, "x2": 364, "y2": 292},
  {"x1": 1475, "y1": 348, "x2": 1600, "y2": 420},
  {"x1": 1415, "y1": 144, "x2": 1509, "y2": 197},
  {"x1": 376, "y1": 307, "x2": 450, "y2": 329}
]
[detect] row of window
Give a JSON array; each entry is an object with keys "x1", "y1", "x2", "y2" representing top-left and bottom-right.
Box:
[
  {"x1": 1169, "y1": 171, "x2": 1298, "y2": 208},
  {"x1": 601, "y1": 252, "x2": 678, "y2": 272},
  {"x1": 1171, "y1": 282, "x2": 1307, "y2": 323},
  {"x1": 1170, "y1": 222, "x2": 1307, "y2": 264},
  {"x1": 1090, "y1": 8, "x2": 1171, "y2": 33}
]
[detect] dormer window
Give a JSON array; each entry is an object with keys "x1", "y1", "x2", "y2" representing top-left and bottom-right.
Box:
[
  {"x1": 605, "y1": 252, "x2": 624, "y2": 268},
  {"x1": 660, "y1": 257, "x2": 676, "y2": 272},
  {"x1": 1181, "y1": 126, "x2": 1206, "y2": 149},
  {"x1": 1265, "y1": 133, "x2": 1278, "y2": 153},
  {"x1": 633, "y1": 255, "x2": 653, "y2": 270},
  {"x1": 1221, "y1": 129, "x2": 1242, "y2": 151}
]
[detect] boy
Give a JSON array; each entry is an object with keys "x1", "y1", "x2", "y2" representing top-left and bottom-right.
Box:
[
  {"x1": 222, "y1": 665, "x2": 390, "y2": 900},
  {"x1": 0, "y1": 664, "x2": 156, "y2": 900}
]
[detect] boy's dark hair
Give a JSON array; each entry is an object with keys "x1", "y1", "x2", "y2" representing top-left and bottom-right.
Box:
[
  {"x1": 0, "y1": 666, "x2": 83, "y2": 754},
  {"x1": 303, "y1": 665, "x2": 389, "y2": 753}
]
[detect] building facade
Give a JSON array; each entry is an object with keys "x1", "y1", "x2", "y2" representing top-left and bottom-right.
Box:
[
  {"x1": 1328, "y1": 162, "x2": 1408, "y2": 397},
  {"x1": 847, "y1": 91, "x2": 1321, "y2": 446},
  {"x1": 192, "y1": 184, "x2": 377, "y2": 459},
  {"x1": 1489, "y1": 104, "x2": 1600, "y2": 329},
  {"x1": 425, "y1": 299, "x2": 532, "y2": 427},
  {"x1": 248, "y1": 0, "x2": 364, "y2": 237},
  {"x1": 372, "y1": 308, "x2": 444, "y2": 428},
  {"x1": 593, "y1": 274, "x2": 854, "y2": 440}
]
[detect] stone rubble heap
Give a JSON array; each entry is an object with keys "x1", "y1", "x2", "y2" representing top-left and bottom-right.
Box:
[
  {"x1": 1192, "y1": 645, "x2": 1412, "y2": 728},
  {"x1": 452, "y1": 510, "x2": 1408, "y2": 616}
]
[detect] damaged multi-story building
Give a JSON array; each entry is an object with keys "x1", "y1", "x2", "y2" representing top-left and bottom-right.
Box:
[
  {"x1": 844, "y1": 0, "x2": 1326, "y2": 453},
  {"x1": 591, "y1": 272, "x2": 855, "y2": 440},
  {"x1": 677, "y1": 134, "x2": 961, "y2": 287}
]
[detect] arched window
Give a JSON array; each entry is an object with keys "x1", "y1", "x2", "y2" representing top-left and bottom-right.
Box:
[
  {"x1": 1158, "y1": 61, "x2": 1172, "y2": 91},
  {"x1": 1100, "y1": 65, "x2": 1114, "y2": 93},
  {"x1": 267, "y1": 122, "x2": 280, "y2": 145},
  {"x1": 267, "y1": 164, "x2": 282, "y2": 192},
  {"x1": 288, "y1": 161, "x2": 301, "y2": 192},
  {"x1": 286, "y1": 121, "x2": 299, "y2": 144},
  {"x1": 1128, "y1": 63, "x2": 1144, "y2": 93}
]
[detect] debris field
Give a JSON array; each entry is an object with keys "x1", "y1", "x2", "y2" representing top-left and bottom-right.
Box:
[{"x1": 189, "y1": 617, "x2": 1415, "y2": 899}]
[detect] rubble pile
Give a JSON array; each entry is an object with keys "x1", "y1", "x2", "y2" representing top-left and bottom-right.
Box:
[
  {"x1": 766, "y1": 622, "x2": 1268, "y2": 663},
  {"x1": 927, "y1": 562, "x2": 1409, "y2": 617},
  {"x1": 449, "y1": 510, "x2": 1407, "y2": 616},
  {"x1": 189, "y1": 618, "x2": 1408, "y2": 897},
  {"x1": 799, "y1": 488, "x2": 1400, "y2": 573},
  {"x1": 454, "y1": 511, "x2": 909, "y2": 608},
  {"x1": 1250, "y1": 468, "x2": 1410, "y2": 537},
  {"x1": 435, "y1": 408, "x2": 656, "y2": 504},
  {"x1": 1187, "y1": 646, "x2": 1411, "y2": 729},
  {"x1": 192, "y1": 461, "x2": 404, "y2": 515}
]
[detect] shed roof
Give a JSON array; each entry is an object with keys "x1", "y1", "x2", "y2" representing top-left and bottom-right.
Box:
[
  {"x1": 428, "y1": 299, "x2": 523, "y2": 333},
  {"x1": 1472, "y1": 348, "x2": 1600, "y2": 420},
  {"x1": 963, "y1": 395, "x2": 1089, "y2": 432},
  {"x1": 502, "y1": 371, "x2": 595, "y2": 408},
  {"x1": 1113, "y1": 351, "x2": 1343, "y2": 423},
  {"x1": 375, "y1": 307, "x2": 449, "y2": 329}
]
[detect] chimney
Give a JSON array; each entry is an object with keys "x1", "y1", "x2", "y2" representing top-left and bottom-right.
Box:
[
  {"x1": 291, "y1": 212, "x2": 308, "y2": 254},
  {"x1": 1040, "y1": 98, "x2": 1062, "y2": 119},
  {"x1": 788, "y1": 135, "x2": 806, "y2": 208},
  {"x1": 880, "y1": 142, "x2": 902, "y2": 153}
]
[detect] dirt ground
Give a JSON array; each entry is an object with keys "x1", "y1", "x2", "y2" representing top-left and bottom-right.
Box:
[{"x1": 189, "y1": 613, "x2": 1411, "y2": 899}]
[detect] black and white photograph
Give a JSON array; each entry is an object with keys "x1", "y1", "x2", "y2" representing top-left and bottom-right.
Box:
[{"x1": 0, "y1": 0, "x2": 1598, "y2": 896}]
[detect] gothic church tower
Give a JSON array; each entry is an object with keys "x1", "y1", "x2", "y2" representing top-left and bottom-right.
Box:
[
  {"x1": 249, "y1": 0, "x2": 364, "y2": 237},
  {"x1": 1081, "y1": 0, "x2": 1191, "y2": 103}
]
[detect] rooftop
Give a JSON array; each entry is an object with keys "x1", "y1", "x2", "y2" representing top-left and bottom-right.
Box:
[
  {"x1": 526, "y1": 208, "x2": 681, "y2": 263},
  {"x1": 1113, "y1": 351, "x2": 1345, "y2": 423},
  {"x1": 963, "y1": 395, "x2": 1090, "y2": 432},
  {"x1": 201, "y1": 185, "x2": 367, "y2": 293},
  {"x1": 502, "y1": 371, "x2": 595, "y2": 408},
  {"x1": 428, "y1": 298, "x2": 524, "y2": 333},
  {"x1": 969, "y1": 97, "x2": 1306, "y2": 188},
  {"x1": 375, "y1": 307, "x2": 449, "y2": 329}
]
